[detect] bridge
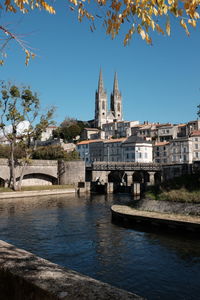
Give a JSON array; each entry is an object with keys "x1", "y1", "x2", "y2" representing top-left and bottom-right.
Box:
[
  {"x1": 86, "y1": 162, "x2": 162, "y2": 194},
  {"x1": 0, "y1": 159, "x2": 58, "y2": 187}
]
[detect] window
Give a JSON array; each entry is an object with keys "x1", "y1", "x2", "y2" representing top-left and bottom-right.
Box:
[
  {"x1": 102, "y1": 101, "x2": 105, "y2": 110},
  {"x1": 195, "y1": 152, "x2": 199, "y2": 158},
  {"x1": 139, "y1": 153, "x2": 142, "y2": 158},
  {"x1": 195, "y1": 144, "x2": 198, "y2": 150},
  {"x1": 195, "y1": 138, "x2": 198, "y2": 142},
  {"x1": 145, "y1": 153, "x2": 148, "y2": 159},
  {"x1": 117, "y1": 103, "x2": 120, "y2": 112}
]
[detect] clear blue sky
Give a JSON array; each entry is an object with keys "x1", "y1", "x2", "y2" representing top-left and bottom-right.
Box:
[{"x1": 1, "y1": 4, "x2": 200, "y2": 126}]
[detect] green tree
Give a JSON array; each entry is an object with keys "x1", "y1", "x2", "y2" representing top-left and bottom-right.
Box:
[
  {"x1": 0, "y1": 82, "x2": 55, "y2": 190},
  {"x1": 32, "y1": 145, "x2": 80, "y2": 160},
  {"x1": 197, "y1": 104, "x2": 200, "y2": 118}
]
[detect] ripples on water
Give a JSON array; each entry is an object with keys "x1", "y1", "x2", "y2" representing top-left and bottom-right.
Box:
[{"x1": 0, "y1": 194, "x2": 200, "y2": 300}]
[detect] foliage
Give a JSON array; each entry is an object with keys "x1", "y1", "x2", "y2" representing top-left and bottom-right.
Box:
[
  {"x1": 198, "y1": 104, "x2": 200, "y2": 118},
  {"x1": 0, "y1": 144, "x2": 25, "y2": 159},
  {"x1": 1, "y1": 0, "x2": 200, "y2": 64},
  {"x1": 0, "y1": 82, "x2": 55, "y2": 190},
  {"x1": 146, "y1": 173, "x2": 200, "y2": 203},
  {"x1": 54, "y1": 117, "x2": 89, "y2": 142},
  {"x1": 32, "y1": 144, "x2": 80, "y2": 160}
]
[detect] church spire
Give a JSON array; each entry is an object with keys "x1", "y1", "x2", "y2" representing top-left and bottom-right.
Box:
[
  {"x1": 98, "y1": 68, "x2": 104, "y2": 93},
  {"x1": 113, "y1": 72, "x2": 119, "y2": 92}
]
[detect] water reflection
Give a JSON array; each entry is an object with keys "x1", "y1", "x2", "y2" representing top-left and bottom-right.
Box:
[{"x1": 0, "y1": 194, "x2": 200, "y2": 300}]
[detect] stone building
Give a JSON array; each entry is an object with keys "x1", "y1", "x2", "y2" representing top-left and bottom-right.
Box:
[
  {"x1": 94, "y1": 70, "x2": 123, "y2": 128},
  {"x1": 153, "y1": 142, "x2": 169, "y2": 164},
  {"x1": 76, "y1": 136, "x2": 153, "y2": 164},
  {"x1": 121, "y1": 136, "x2": 153, "y2": 163}
]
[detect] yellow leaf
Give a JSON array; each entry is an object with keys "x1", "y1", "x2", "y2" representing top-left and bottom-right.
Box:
[
  {"x1": 166, "y1": 16, "x2": 170, "y2": 36},
  {"x1": 180, "y1": 19, "x2": 190, "y2": 36},
  {"x1": 140, "y1": 29, "x2": 146, "y2": 40}
]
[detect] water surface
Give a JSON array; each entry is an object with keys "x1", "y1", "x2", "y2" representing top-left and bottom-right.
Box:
[{"x1": 0, "y1": 194, "x2": 200, "y2": 300}]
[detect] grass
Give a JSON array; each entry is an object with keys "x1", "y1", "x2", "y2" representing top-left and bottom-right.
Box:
[
  {"x1": 145, "y1": 173, "x2": 200, "y2": 203},
  {"x1": 0, "y1": 184, "x2": 74, "y2": 193}
]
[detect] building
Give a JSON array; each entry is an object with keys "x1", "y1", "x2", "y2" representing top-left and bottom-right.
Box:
[
  {"x1": 76, "y1": 136, "x2": 153, "y2": 164},
  {"x1": 153, "y1": 142, "x2": 169, "y2": 164},
  {"x1": 121, "y1": 136, "x2": 153, "y2": 163},
  {"x1": 190, "y1": 130, "x2": 200, "y2": 161},
  {"x1": 102, "y1": 120, "x2": 139, "y2": 139},
  {"x1": 40, "y1": 126, "x2": 57, "y2": 141},
  {"x1": 94, "y1": 70, "x2": 122, "y2": 128},
  {"x1": 103, "y1": 138, "x2": 125, "y2": 162}
]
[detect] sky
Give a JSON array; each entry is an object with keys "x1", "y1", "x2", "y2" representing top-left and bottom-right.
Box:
[{"x1": 1, "y1": 3, "x2": 200, "y2": 126}]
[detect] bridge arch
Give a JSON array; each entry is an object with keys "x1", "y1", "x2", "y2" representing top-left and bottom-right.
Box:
[
  {"x1": 154, "y1": 172, "x2": 162, "y2": 185},
  {"x1": 132, "y1": 171, "x2": 143, "y2": 183},
  {"x1": 108, "y1": 171, "x2": 125, "y2": 183},
  {"x1": 0, "y1": 177, "x2": 5, "y2": 187},
  {"x1": 16, "y1": 173, "x2": 58, "y2": 187}
]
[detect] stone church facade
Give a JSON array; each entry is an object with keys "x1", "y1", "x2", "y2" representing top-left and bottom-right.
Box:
[{"x1": 94, "y1": 70, "x2": 123, "y2": 128}]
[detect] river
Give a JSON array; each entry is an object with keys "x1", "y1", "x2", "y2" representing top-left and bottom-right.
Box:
[{"x1": 0, "y1": 193, "x2": 200, "y2": 300}]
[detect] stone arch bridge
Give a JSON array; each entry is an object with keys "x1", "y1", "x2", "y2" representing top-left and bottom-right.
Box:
[
  {"x1": 86, "y1": 162, "x2": 162, "y2": 193},
  {"x1": 0, "y1": 159, "x2": 58, "y2": 187}
]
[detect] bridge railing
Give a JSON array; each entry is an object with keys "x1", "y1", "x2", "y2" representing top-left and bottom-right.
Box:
[{"x1": 91, "y1": 161, "x2": 161, "y2": 171}]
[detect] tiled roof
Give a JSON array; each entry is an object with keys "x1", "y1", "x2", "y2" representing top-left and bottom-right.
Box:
[
  {"x1": 104, "y1": 138, "x2": 126, "y2": 143},
  {"x1": 154, "y1": 142, "x2": 169, "y2": 147},
  {"x1": 123, "y1": 135, "x2": 152, "y2": 144},
  {"x1": 190, "y1": 130, "x2": 200, "y2": 137},
  {"x1": 77, "y1": 139, "x2": 103, "y2": 145}
]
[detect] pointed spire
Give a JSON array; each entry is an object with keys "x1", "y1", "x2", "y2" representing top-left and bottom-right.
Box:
[
  {"x1": 113, "y1": 72, "x2": 119, "y2": 92},
  {"x1": 98, "y1": 68, "x2": 104, "y2": 92}
]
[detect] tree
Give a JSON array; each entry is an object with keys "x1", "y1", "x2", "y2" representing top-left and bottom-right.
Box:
[
  {"x1": 0, "y1": 82, "x2": 55, "y2": 190},
  {"x1": 32, "y1": 145, "x2": 80, "y2": 160},
  {"x1": 1, "y1": 0, "x2": 200, "y2": 64},
  {"x1": 198, "y1": 104, "x2": 200, "y2": 118}
]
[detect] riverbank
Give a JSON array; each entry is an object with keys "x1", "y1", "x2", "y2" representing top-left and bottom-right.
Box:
[
  {"x1": 111, "y1": 204, "x2": 200, "y2": 233},
  {"x1": 0, "y1": 188, "x2": 75, "y2": 199},
  {"x1": 146, "y1": 173, "x2": 200, "y2": 203}
]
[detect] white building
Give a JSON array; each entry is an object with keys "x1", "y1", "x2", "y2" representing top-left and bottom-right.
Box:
[
  {"x1": 121, "y1": 136, "x2": 153, "y2": 163},
  {"x1": 41, "y1": 126, "x2": 57, "y2": 141}
]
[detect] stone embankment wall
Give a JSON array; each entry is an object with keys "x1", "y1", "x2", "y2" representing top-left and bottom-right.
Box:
[
  {"x1": 133, "y1": 199, "x2": 200, "y2": 216},
  {"x1": 58, "y1": 160, "x2": 85, "y2": 185},
  {"x1": 0, "y1": 240, "x2": 144, "y2": 300}
]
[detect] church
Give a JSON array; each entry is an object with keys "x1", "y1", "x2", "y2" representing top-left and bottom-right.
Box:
[{"x1": 94, "y1": 69, "x2": 123, "y2": 128}]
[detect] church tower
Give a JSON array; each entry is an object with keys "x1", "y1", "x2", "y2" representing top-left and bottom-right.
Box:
[
  {"x1": 94, "y1": 69, "x2": 108, "y2": 128},
  {"x1": 110, "y1": 72, "x2": 122, "y2": 121}
]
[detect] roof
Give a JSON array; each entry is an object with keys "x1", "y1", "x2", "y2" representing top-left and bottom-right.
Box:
[
  {"x1": 84, "y1": 128, "x2": 99, "y2": 131},
  {"x1": 190, "y1": 130, "x2": 200, "y2": 137},
  {"x1": 104, "y1": 138, "x2": 126, "y2": 143},
  {"x1": 154, "y1": 142, "x2": 169, "y2": 147},
  {"x1": 123, "y1": 135, "x2": 152, "y2": 145},
  {"x1": 77, "y1": 139, "x2": 103, "y2": 145}
]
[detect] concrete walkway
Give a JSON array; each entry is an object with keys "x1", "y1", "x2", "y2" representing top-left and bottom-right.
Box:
[
  {"x1": 112, "y1": 205, "x2": 200, "y2": 224},
  {"x1": 0, "y1": 189, "x2": 75, "y2": 199},
  {"x1": 111, "y1": 205, "x2": 200, "y2": 232}
]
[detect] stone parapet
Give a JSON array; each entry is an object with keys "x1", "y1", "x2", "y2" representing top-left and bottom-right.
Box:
[{"x1": 0, "y1": 240, "x2": 144, "y2": 300}]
